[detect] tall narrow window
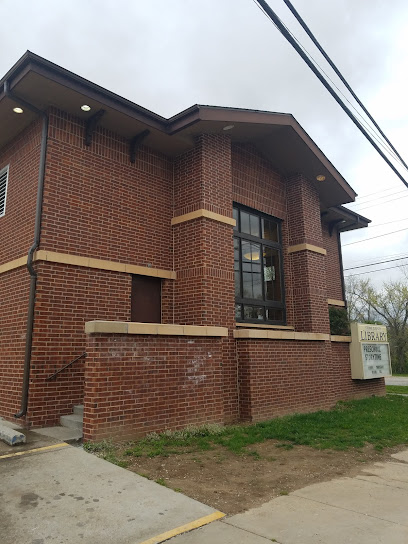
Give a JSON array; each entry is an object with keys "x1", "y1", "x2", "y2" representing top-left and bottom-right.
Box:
[
  {"x1": 234, "y1": 204, "x2": 285, "y2": 324},
  {"x1": 0, "y1": 165, "x2": 9, "y2": 218}
]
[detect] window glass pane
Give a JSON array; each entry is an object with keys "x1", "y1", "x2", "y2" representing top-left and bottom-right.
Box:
[
  {"x1": 250, "y1": 214, "x2": 260, "y2": 237},
  {"x1": 234, "y1": 271, "x2": 241, "y2": 297},
  {"x1": 263, "y1": 248, "x2": 282, "y2": 302},
  {"x1": 233, "y1": 207, "x2": 238, "y2": 231},
  {"x1": 244, "y1": 305, "x2": 264, "y2": 320},
  {"x1": 235, "y1": 304, "x2": 242, "y2": 320},
  {"x1": 243, "y1": 272, "x2": 253, "y2": 298},
  {"x1": 262, "y1": 218, "x2": 279, "y2": 242},
  {"x1": 266, "y1": 308, "x2": 284, "y2": 322},
  {"x1": 240, "y1": 211, "x2": 250, "y2": 234}
]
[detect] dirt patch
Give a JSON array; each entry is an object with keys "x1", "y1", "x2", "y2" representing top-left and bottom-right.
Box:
[{"x1": 122, "y1": 441, "x2": 406, "y2": 515}]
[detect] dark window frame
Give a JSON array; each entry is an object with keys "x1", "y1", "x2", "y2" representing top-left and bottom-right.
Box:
[{"x1": 233, "y1": 202, "x2": 286, "y2": 325}]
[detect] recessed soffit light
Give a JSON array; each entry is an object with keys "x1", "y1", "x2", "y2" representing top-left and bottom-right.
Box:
[
  {"x1": 81, "y1": 104, "x2": 91, "y2": 112},
  {"x1": 316, "y1": 174, "x2": 326, "y2": 182},
  {"x1": 223, "y1": 124, "x2": 234, "y2": 131},
  {"x1": 13, "y1": 107, "x2": 24, "y2": 114}
]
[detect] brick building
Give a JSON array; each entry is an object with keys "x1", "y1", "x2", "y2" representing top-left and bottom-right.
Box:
[{"x1": 0, "y1": 52, "x2": 382, "y2": 441}]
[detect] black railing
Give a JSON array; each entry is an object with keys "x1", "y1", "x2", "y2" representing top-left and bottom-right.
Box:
[{"x1": 45, "y1": 352, "x2": 86, "y2": 381}]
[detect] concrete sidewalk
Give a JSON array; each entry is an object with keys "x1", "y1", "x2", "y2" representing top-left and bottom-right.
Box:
[
  {"x1": 0, "y1": 442, "x2": 222, "y2": 544},
  {"x1": 2, "y1": 425, "x2": 408, "y2": 544},
  {"x1": 170, "y1": 450, "x2": 408, "y2": 543}
]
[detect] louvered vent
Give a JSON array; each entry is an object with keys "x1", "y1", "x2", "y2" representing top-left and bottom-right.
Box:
[{"x1": 0, "y1": 166, "x2": 8, "y2": 217}]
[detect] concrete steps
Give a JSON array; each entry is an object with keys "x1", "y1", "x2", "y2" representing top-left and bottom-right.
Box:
[
  {"x1": 60, "y1": 405, "x2": 83, "y2": 433},
  {"x1": 33, "y1": 405, "x2": 84, "y2": 443}
]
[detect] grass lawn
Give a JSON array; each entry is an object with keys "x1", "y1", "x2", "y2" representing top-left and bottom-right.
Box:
[
  {"x1": 386, "y1": 385, "x2": 408, "y2": 394},
  {"x1": 84, "y1": 395, "x2": 408, "y2": 465}
]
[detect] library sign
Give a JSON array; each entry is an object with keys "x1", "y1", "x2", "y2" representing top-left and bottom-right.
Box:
[{"x1": 350, "y1": 323, "x2": 391, "y2": 379}]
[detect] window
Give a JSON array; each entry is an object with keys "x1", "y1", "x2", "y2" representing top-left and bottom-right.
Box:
[
  {"x1": 234, "y1": 204, "x2": 285, "y2": 324},
  {"x1": 0, "y1": 165, "x2": 9, "y2": 218}
]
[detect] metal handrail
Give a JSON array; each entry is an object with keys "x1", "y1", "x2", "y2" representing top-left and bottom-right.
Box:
[{"x1": 45, "y1": 352, "x2": 86, "y2": 381}]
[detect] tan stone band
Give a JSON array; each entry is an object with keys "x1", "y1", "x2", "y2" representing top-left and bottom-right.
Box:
[
  {"x1": 85, "y1": 321, "x2": 228, "y2": 337},
  {"x1": 328, "y1": 299, "x2": 346, "y2": 307},
  {"x1": 171, "y1": 209, "x2": 236, "y2": 226},
  {"x1": 287, "y1": 243, "x2": 327, "y2": 255},
  {"x1": 0, "y1": 250, "x2": 176, "y2": 280}
]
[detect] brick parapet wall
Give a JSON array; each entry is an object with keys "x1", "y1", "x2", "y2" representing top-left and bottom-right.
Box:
[
  {"x1": 329, "y1": 342, "x2": 385, "y2": 399},
  {"x1": 83, "y1": 333, "x2": 225, "y2": 441},
  {"x1": 237, "y1": 339, "x2": 385, "y2": 422}
]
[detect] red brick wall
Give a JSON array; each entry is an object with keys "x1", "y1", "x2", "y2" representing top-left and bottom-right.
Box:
[
  {"x1": 42, "y1": 109, "x2": 173, "y2": 269},
  {"x1": 322, "y1": 223, "x2": 344, "y2": 301},
  {"x1": 329, "y1": 342, "x2": 385, "y2": 399},
  {"x1": 238, "y1": 339, "x2": 385, "y2": 422},
  {"x1": 0, "y1": 119, "x2": 41, "y2": 264},
  {"x1": 238, "y1": 339, "x2": 333, "y2": 421},
  {"x1": 83, "y1": 334, "x2": 224, "y2": 441},
  {"x1": 27, "y1": 261, "x2": 130, "y2": 427},
  {"x1": 0, "y1": 267, "x2": 30, "y2": 421}
]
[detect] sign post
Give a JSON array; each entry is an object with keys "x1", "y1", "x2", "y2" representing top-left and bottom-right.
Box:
[{"x1": 350, "y1": 323, "x2": 391, "y2": 379}]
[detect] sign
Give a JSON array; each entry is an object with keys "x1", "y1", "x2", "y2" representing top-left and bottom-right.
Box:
[{"x1": 350, "y1": 323, "x2": 391, "y2": 380}]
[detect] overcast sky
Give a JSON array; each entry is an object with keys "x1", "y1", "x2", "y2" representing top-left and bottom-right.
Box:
[{"x1": 1, "y1": 0, "x2": 408, "y2": 288}]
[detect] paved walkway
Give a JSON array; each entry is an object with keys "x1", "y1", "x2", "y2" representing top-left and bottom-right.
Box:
[
  {"x1": 385, "y1": 376, "x2": 408, "y2": 386},
  {"x1": 170, "y1": 450, "x2": 408, "y2": 543},
  {"x1": 2, "y1": 425, "x2": 408, "y2": 544}
]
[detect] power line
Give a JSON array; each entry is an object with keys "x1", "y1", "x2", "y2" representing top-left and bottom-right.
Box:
[
  {"x1": 281, "y1": 0, "x2": 408, "y2": 172},
  {"x1": 347, "y1": 189, "x2": 407, "y2": 208},
  {"x1": 345, "y1": 263, "x2": 407, "y2": 277},
  {"x1": 344, "y1": 256, "x2": 408, "y2": 271},
  {"x1": 348, "y1": 193, "x2": 408, "y2": 213},
  {"x1": 253, "y1": 1, "x2": 403, "y2": 165},
  {"x1": 346, "y1": 250, "x2": 408, "y2": 267},
  {"x1": 342, "y1": 227, "x2": 408, "y2": 246},
  {"x1": 366, "y1": 217, "x2": 408, "y2": 229},
  {"x1": 252, "y1": 0, "x2": 408, "y2": 188}
]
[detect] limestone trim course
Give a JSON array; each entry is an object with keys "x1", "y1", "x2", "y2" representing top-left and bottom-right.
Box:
[
  {"x1": 0, "y1": 250, "x2": 176, "y2": 280},
  {"x1": 328, "y1": 299, "x2": 346, "y2": 307},
  {"x1": 171, "y1": 209, "x2": 236, "y2": 227},
  {"x1": 235, "y1": 323, "x2": 295, "y2": 330},
  {"x1": 85, "y1": 321, "x2": 229, "y2": 337},
  {"x1": 234, "y1": 330, "x2": 331, "y2": 340},
  {"x1": 287, "y1": 243, "x2": 327, "y2": 256}
]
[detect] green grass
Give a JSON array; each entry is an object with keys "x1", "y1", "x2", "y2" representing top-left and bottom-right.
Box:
[
  {"x1": 386, "y1": 385, "x2": 408, "y2": 394},
  {"x1": 84, "y1": 396, "x2": 408, "y2": 463}
]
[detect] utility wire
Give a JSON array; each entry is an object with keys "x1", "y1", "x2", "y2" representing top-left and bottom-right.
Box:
[
  {"x1": 345, "y1": 264, "x2": 407, "y2": 277},
  {"x1": 342, "y1": 227, "x2": 408, "y2": 246},
  {"x1": 366, "y1": 217, "x2": 408, "y2": 229},
  {"x1": 344, "y1": 256, "x2": 408, "y2": 271},
  {"x1": 347, "y1": 189, "x2": 408, "y2": 207},
  {"x1": 253, "y1": 0, "x2": 408, "y2": 188},
  {"x1": 349, "y1": 193, "x2": 408, "y2": 213},
  {"x1": 346, "y1": 250, "x2": 408, "y2": 267},
  {"x1": 252, "y1": 0, "x2": 403, "y2": 165},
  {"x1": 281, "y1": 0, "x2": 408, "y2": 172}
]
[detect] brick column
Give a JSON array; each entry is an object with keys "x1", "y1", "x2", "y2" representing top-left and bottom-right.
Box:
[
  {"x1": 172, "y1": 134, "x2": 238, "y2": 422},
  {"x1": 173, "y1": 134, "x2": 235, "y2": 327},
  {"x1": 286, "y1": 174, "x2": 330, "y2": 334}
]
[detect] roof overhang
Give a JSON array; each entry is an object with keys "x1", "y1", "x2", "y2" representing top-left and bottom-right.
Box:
[
  {"x1": 0, "y1": 51, "x2": 357, "y2": 208},
  {"x1": 322, "y1": 205, "x2": 371, "y2": 233}
]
